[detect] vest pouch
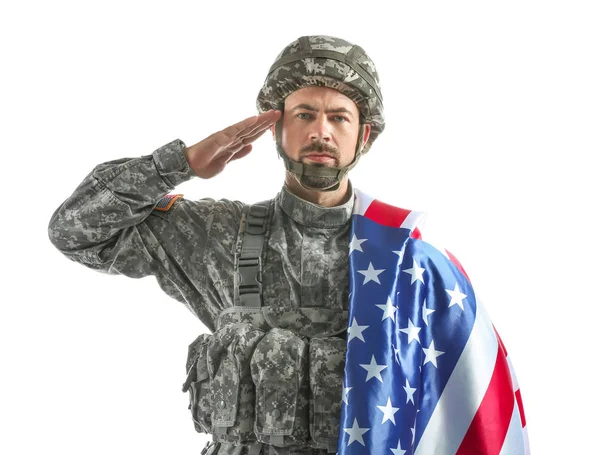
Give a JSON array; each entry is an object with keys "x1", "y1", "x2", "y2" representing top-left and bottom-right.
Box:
[
  {"x1": 250, "y1": 328, "x2": 309, "y2": 447},
  {"x1": 207, "y1": 323, "x2": 265, "y2": 445},
  {"x1": 182, "y1": 333, "x2": 212, "y2": 433},
  {"x1": 308, "y1": 337, "x2": 346, "y2": 452}
]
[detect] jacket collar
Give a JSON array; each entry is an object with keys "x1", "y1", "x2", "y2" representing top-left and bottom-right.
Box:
[{"x1": 277, "y1": 181, "x2": 354, "y2": 228}]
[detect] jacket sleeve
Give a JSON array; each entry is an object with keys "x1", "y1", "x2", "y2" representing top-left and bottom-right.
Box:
[
  {"x1": 48, "y1": 139, "x2": 196, "y2": 271},
  {"x1": 47, "y1": 139, "x2": 237, "y2": 330}
]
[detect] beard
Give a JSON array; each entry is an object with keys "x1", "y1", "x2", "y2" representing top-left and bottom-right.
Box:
[
  {"x1": 276, "y1": 142, "x2": 341, "y2": 190},
  {"x1": 298, "y1": 165, "x2": 339, "y2": 190}
]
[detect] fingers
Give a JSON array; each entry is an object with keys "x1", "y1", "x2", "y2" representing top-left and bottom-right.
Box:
[
  {"x1": 225, "y1": 114, "x2": 274, "y2": 161},
  {"x1": 227, "y1": 144, "x2": 253, "y2": 163},
  {"x1": 239, "y1": 114, "x2": 277, "y2": 141},
  {"x1": 226, "y1": 125, "x2": 268, "y2": 155},
  {"x1": 240, "y1": 124, "x2": 273, "y2": 146},
  {"x1": 234, "y1": 110, "x2": 281, "y2": 145},
  {"x1": 231, "y1": 111, "x2": 281, "y2": 149},
  {"x1": 221, "y1": 114, "x2": 260, "y2": 139},
  {"x1": 222, "y1": 110, "x2": 281, "y2": 144},
  {"x1": 199, "y1": 110, "x2": 280, "y2": 168}
]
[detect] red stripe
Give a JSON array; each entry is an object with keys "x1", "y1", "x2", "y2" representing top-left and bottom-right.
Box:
[
  {"x1": 515, "y1": 389, "x2": 527, "y2": 428},
  {"x1": 411, "y1": 227, "x2": 422, "y2": 239},
  {"x1": 445, "y1": 249, "x2": 470, "y2": 281},
  {"x1": 363, "y1": 200, "x2": 411, "y2": 228},
  {"x1": 493, "y1": 326, "x2": 508, "y2": 357},
  {"x1": 494, "y1": 328, "x2": 527, "y2": 428},
  {"x1": 456, "y1": 345, "x2": 515, "y2": 455}
]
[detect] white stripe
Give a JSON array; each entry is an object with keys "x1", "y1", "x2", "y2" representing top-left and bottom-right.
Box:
[
  {"x1": 523, "y1": 426, "x2": 531, "y2": 455},
  {"x1": 507, "y1": 355, "x2": 520, "y2": 392},
  {"x1": 415, "y1": 297, "x2": 499, "y2": 455},
  {"x1": 352, "y1": 188, "x2": 375, "y2": 216},
  {"x1": 499, "y1": 398, "x2": 528, "y2": 455},
  {"x1": 400, "y1": 210, "x2": 427, "y2": 231}
]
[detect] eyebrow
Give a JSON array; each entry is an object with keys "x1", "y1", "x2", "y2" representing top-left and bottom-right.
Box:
[{"x1": 291, "y1": 103, "x2": 356, "y2": 117}]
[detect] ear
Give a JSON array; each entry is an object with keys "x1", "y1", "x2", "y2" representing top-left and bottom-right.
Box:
[
  {"x1": 362, "y1": 124, "x2": 372, "y2": 146},
  {"x1": 270, "y1": 124, "x2": 276, "y2": 138}
]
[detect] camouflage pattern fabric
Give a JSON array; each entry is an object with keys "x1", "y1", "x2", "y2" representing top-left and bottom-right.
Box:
[
  {"x1": 48, "y1": 139, "x2": 354, "y2": 453},
  {"x1": 251, "y1": 329, "x2": 310, "y2": 446},
  {"x1": 308, "y1": 337, "x2": 346, "y2": 451},
  {"x1": 206, "y1": 323, "x2": 264, "y2": 444},
  {"x1": 183, "y1": 333, "x2": 212, "y2": 433}
]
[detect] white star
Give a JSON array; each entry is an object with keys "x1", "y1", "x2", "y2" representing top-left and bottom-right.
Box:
[
  {"x1": 399, "y1": 318, "x2": 422, "y2": 344},
  {"x1": 360, "y1": 355, "x2": 388, "y2": 383},
  {"x1": 357, "y1": 262, "x2": 385, "y2": 285},
  {"x1": 403, "y1": 378, "x2": 417, "y2": 404},
  {"x1": 422, "y1": 340, "x2": 445, "y2": 368},
  {"x1": 342, "y1": 387, "x2": 352, "y2": 405},
  {"x1": 343, "y1": 418, "x2": 370, "y2": 446},
  {"x1": 392, "y1": 245, "x2": 405, "y2": 263},
  {"x1": 402, "y1": 258, "x2": 425, "y2": 284},
  {"x1": 446, "y1": 283, "x2": 467, "y2": 310},
  {"x1": 422, "y1": 299, "x2": 435, "y2": 326},
  {"x1": 390, "y1": 439, "x2": 406, "y2": 455},
  {"x1": 349, "y1": 234, "x2": 367, "y2": 254},
  {"x1": 376, "y1": 296, "x2": 397, "y2": 321},
  {"x1": 377, "y1": 397, "x2": 400, "y2": 424},
  {"x1": 347, "y1": 318, "x2": 369, "y2": 342},
  {"x1": 411, "y1": 425, "x2": 416, "y2": 443}
]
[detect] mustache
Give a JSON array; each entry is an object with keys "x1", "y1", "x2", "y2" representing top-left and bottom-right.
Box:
[{"x1": 300, "y1": 141, "x2": 340, "y2": 158}]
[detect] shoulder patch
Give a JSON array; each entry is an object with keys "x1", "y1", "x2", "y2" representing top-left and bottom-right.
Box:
[{"x1": 154, "y1": 194, "x2": 183, "y2": 211}]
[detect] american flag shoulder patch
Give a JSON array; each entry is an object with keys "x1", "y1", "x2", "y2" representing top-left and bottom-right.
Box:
[{"x1": 154, "y1": 194, "x2": 183, "y2": 211}]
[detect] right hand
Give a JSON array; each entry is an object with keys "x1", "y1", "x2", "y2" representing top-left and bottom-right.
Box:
[{"x1": 184, "y1": 109, "x2": 282, "y2": 179}]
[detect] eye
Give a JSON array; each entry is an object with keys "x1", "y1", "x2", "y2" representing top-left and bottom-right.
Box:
[
  {"x1": 297, "y1": 112, "x2": 311, "y2": 120},
  {"x1": 332, "y1": 115, "x2": 347, "y2": 123}
]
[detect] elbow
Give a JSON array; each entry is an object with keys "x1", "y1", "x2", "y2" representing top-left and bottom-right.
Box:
[
  {"x1": 47, "y1": 205, "x2": 82, "y2": 254},
  {"x1": 47, "y1": 206, "x2": 67, "y2": 251},
  {"x1": 47, "y1": 222, "x2": 76, "y2": 257}
]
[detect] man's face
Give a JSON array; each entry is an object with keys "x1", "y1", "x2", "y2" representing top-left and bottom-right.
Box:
[{"x1": 278, "y1": 86, "x2": 367, "y2": 190}]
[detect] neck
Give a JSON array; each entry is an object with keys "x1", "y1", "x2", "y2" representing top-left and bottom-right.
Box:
[{"x1": 284, "y1": 173, "x2": 352, "y2": 207}]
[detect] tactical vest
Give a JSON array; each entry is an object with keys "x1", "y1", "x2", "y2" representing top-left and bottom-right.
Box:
[{"x1": 182, "y1": 200, "x2": 347, "y2": 453}]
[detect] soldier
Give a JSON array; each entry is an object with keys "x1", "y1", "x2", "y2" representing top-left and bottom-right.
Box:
[
  {"x1": 49, "y1": 36, "x2": 528, "y2": 455},
  {"x1": 49, "y1": 35, "x2": 382, "y2": 455}
]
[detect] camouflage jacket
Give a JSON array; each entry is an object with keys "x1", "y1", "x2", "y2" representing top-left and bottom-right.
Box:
[{"x1": 48, "y1": 139, "x2": 353, "y2": 454}]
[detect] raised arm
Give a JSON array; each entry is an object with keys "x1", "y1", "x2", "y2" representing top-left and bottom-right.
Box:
[
  {"x1": 48, "y1": 110, "x2": 281, "y2": 270},
  {"x1": 48, "y1": 111, "x2": 280, "y2": 329}
]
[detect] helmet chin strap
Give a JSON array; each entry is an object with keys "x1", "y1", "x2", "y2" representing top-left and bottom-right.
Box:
[{"x1": 275, "y1": 123, "x2": 367, "y2": 192}]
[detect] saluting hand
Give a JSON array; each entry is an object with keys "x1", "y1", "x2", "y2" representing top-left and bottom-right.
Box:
[{"x1": 184, "y1": 110, "x2": 282, "y2": 179}]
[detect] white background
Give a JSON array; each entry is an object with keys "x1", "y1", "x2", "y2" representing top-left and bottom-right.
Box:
[{"x1": 1, "y1": 1, "x2": 598, "y2": 453}]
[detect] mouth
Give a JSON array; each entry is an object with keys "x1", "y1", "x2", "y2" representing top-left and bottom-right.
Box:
[{"x1": 304, "y1": 154, "x2": 336, "y2": 163}]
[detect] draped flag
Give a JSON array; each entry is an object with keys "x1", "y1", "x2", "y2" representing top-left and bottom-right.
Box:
[{"x1": 338, "y1": 190, "x2": 529, "y2": 454}]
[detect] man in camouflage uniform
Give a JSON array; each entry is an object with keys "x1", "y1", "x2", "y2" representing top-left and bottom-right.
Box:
[{"x1": 49, "y1": 36, "x2": 384, "y2": 454}]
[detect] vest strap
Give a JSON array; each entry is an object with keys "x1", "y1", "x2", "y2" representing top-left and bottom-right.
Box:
[{"x1": 235, "y1": 200, "x2": 271, "y2": 308}]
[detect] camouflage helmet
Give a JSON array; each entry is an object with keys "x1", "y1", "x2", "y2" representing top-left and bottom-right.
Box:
[
  {"x1": 257, "y1": 35, "x2": 385, "y2": 154},
  {"x1": 257, "y1": 35, "x2": 385, "y2": 191}
]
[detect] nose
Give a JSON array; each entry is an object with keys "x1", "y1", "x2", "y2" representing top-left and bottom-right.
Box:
[{"x1": 308, "y1": 114, "x2": 332, "y2": 142}]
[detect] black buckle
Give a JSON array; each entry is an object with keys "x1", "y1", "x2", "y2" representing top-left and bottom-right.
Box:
[
  {"x1": 246, "y1": 205, "x2": 268, "y2": 235},
  {"x1": 238, "y1": 256, "x2": 262, "y2": 295}
]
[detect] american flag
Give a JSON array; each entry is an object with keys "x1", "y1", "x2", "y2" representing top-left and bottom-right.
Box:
[{"x1": 338, "y1": 190, "x2": 529, "y2": 454}]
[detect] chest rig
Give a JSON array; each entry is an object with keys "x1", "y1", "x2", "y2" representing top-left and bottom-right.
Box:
[{"x1": 183, "y1": 200, "x2": 346, "y2": 453}]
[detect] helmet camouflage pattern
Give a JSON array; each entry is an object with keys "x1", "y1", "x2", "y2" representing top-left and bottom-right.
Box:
[{"x1": 257, "y1": 35, "x2": 385, "y2": 154}]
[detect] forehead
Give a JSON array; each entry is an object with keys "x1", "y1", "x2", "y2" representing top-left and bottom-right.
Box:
[{"x1": 285, "y1": 86, "x2": 359, "y2": 114}]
